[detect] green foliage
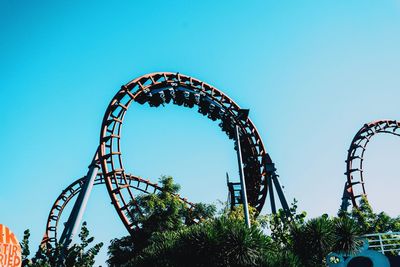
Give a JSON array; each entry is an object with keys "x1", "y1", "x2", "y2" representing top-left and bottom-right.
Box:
[
  {"x1": 131, "y1": 176, "x2": 215, "y2": 232},
  {"x1": 21, "y1": 222, "x2": 103, "y2": 267},
  {"x1": 21, "y1": 229, "x2": 31, "y2": 265},
  {"x1": 291, "y1": 215, "x2": 334, "y2": 267},
  {"x1": 107, "y1": 179, "x2": 400, "y2": 267},
  {"x1": 260, "y1": 250, "x2": 303, "y2": 267},
  {"x1": 267, "y1": 199, "x2": 307, "y2": 247},
  {"x1": 107, "y1": 176, "x2": 216, "y2": 266},
  {"x1": 189, "y1": 202, "x2": 219, "y2": 224},
  {"x1": 227, "y1": 204, "x2": 260, "y2": 226},
  {"x1": 267, "y1": 201, "x2": 366, "y2": 267},
  {"x1": 64, "y1": 222, "x2": 104, "y2": 266},
  {"x1": 127, "y1": 216, "x2": 287, "y2": 267},
  {"x1": 108, "y1": 176, "x2": 300, "y2": 267},
  {"x1": 108, "y1": 236, "x2": 136, "y2": 266},
  {"x1": 343, "y1": 196, "x2": 400, "y2": 256},
  {"x1": 348, "y1": 196, "x2": 400, "y2": 234},
  {"x1": 332, "y1": 216, "x2": 363, "y2": 256}
]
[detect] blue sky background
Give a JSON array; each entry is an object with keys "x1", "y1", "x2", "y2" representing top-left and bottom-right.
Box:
[{"x1": 1, "y1": 0, "x2": 400, "y2": 264}]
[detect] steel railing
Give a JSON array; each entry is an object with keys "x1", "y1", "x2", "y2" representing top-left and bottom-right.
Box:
[{"x1": 363, "y1": 231, "x2": 400, "y2": 254}]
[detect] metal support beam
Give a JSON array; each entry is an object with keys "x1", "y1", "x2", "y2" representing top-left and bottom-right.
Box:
[
  {"x1": 235, "y1": 125, "x2": 251, "y2": 228},
  {"x1": 58, "y1": 151, "x2": 100, "y2": 262},
  {"x1": 267, "y1": 175, "x2": 277, "y2": 214},
  {"x1": 271, "y1": 174, "x2": 291, "y2": 217},
  {"x1": 340, "y1": 182, "x2": 352, "y2": 212}
]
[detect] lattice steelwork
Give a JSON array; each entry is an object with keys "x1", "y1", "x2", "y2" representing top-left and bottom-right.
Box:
[
  {"x1": 99, "y1": 72, "x2": 287, "y2": 234},
  {"x1": 42, "y1": 172, "x2": 194, "y2": 247},
  {"x1": 342, "y1": 120, "x2": 400, "y2": 210},
  {"x1": 44, "y1": 72, "x2": 289, "y2": 245}
]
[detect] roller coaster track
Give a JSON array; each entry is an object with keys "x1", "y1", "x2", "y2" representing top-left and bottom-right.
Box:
[
  {"x1": 341, "y1": 120, "x2": 400, "y2": 210},
  {"x1": 99, "y1": 72, "x2": 288, "y2": 234},
  {"x1": 42, "y1": 172, "x2": 194, "y2": 247},
  {"x1": 44, "y1": 72, "x2": 289, "y2": 245}
]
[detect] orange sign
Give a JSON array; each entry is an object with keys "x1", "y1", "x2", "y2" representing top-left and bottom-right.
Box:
[{"x1": 0, "y1": 224, "x2": 21, "y2": 267}]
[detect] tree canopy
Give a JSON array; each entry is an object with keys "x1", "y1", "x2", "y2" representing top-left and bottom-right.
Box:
[
  {"x1": 22, "y1": 177, "x2": 400, "y2": 267},
  {"x1": 107, "y1": 178, "x2": 400, "y2": 267},
  {"x1": 21, "y1": 222, "x2": 103, "y2": 267}
]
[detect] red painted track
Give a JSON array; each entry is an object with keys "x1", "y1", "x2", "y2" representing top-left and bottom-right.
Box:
[
  {"x1": 42, "y1": 172, "x2": 194, "y2": 247},
  {"x1": 44, "y1": 72, "x2": 286, "y2": 243},
  {"x1": 99, "y1": 72, "x2": 279, "y2": 234},
  {"x1": 344, "y1": 120, "x2": 400, "y2": 208}
]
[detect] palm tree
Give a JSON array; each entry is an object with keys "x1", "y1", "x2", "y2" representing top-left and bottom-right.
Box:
[
  {"x1": 332, "y1": 216, "x2": 363, "y2": 256},
  {"x1": 260, "y1": 250, "x2": 303, "y2": 267},
  {"x1": 291, "y1": 215, "x2": 334, "y2": 267},
  {"x1": 126, "y1": 216, "x2": 275, "y2": 267}
]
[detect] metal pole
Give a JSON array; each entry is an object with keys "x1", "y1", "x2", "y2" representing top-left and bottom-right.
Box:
[
  {"x1": 234, "y1": 125, "x2": 251, "y2": 228},
  {"x1": 379, "y1": 234, "x2": 384, "y2": 254},
  {"x1": 267, "y1": 175, "x2": 277, "y2": 214},
  {"x1": 271, "y1": 174, "x2": 291, "y2": 218},
  {"x1": 340, "y1": 182, "x2": 352, "y2": 212},
  {"x1": 58, "y1": 151, "x2": 100, "y2": 252}
]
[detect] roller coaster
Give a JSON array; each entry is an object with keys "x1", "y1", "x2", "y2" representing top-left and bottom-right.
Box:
[
  {"x1": 341, "y1": 120, "x2": 400, "y2": 211},
  {"x1": 41, "y1": 72, "x2": 290, "y2": 249},
  {"x1": 42, "y1": 71, "x2": 399, "y2": 255}
]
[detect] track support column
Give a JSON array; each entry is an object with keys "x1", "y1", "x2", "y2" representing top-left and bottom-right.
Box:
[
  {"x1": 235, "y1": 124, "x2": 251, "y2": 228},
  {"x1": 58, "y1": 151, "x2": 100, "y2": 254}
]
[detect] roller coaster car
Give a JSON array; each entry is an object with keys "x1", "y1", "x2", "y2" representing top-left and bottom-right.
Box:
[
  {"x1": 183, "y1": 91, "x2": 196, "y2": 108},
  {"x1": 219, "y1": 119, "x2": 235, "y2": 139},
  {"x1": 164, "y1": 88, "x2": 175, "y2": 103},
  {"x1": 134, "y1": 91, "x2": 148, "y2": 105},
  {"x1": 148, "y1": 92, "x2": 164, "y2": 107},
  {"x1": 198, "y1": 98, "x2": 210, "y2": 116},
  {"x1": 171, "y1": 89, "x2": 184, "y2": 106}
]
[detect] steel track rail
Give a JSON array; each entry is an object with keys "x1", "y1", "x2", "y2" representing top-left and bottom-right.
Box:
[
  {"x1": 99, "y1": 72, "x2": 286, "y2": 234},
  {"x1": 343, "y1": 120, "x2": 400, "y2": 209},
  {"x1": 41, "y1": 172, "x2": 194, "y2": 247}
]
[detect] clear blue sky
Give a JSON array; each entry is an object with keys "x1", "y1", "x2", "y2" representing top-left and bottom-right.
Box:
[{"x1": 1, "y1": 0, "x2": 400, "y2": 265}]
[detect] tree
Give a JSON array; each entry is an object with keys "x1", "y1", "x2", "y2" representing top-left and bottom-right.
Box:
[
  {"x1": 21, "y1": 230, "x2": 31, "y2": 266},
  {"x1": 267, "y1": 199, "x2": 307, "y2": 248},
  {"x1": 107, "y1": 176, "x2": 216, "y2": 266},
  {"x1": 107, "y1": 179, "x2": 399, "y2": 267},
  {"x1": 21, "y1": 222, "x2": 103, "y2": 267},
  {"x1": 268, "y1": 201, "x2": 365, "y2": 267},
  {"x1": 332, "y1": 216, "x2": 363, "y2": 256},
  {"x1": 107, "y1": 176, "x2": 302, "y2": 267},
  {"x1": 345, "y1": 196, "x2": 400, "y2": 256},
  {"x1": 291, "y1": 215, "x2": 334, "y2": 267},
  {"x1": 349, "y1": 196, "x2": 400, "y2": 234},
  {"x1": 127, "y1": 216, "x2": 284, "y2": 267},
  {"x1": 260, "y1": 250, "x2": 303, "y2": 267},
  {"x1": 227, "y1": 204, "x2": 260, "y2": 226}
]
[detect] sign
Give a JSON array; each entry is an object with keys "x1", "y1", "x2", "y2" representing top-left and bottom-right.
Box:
[{"x1": 0, "y1": 224, "x2": 21, "y2": 267}]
